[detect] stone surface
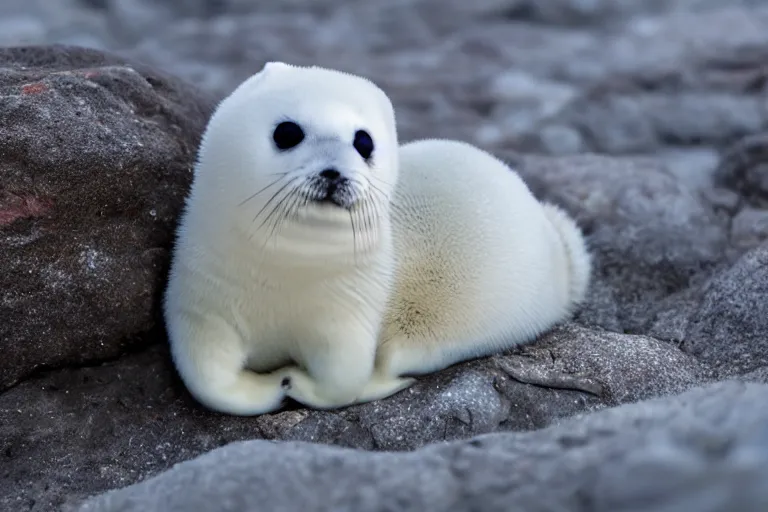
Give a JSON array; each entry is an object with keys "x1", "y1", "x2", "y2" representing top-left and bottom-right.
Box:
[
  {"x1": 715, "y1": 132, "x2": 768, "y2": 208},
  {"x1": 6, "y1": 0, "x2": 768, "y2": 157},
  {"x1": 0, "y1": 323, "x2": 710, "y2": 510},
  {"x1": 742, "y1": 366, "x2": 768, "y2": 384},
  {"x1": 2, "y1": 1, "x2": 768, "y2": 511},
  {"x1": 647, "y1": 242, "x2": 768, "y2": 377},
  {"x1": 517, "y1": 45, "x2": 768, "y2": 158},
  {"x1": 0, "y1": 45, "x2": 215, "y2": 390},
  {"x1": 507, "y1": 153, "x2": 730, "y2": 333},
  {"x1": 76, "y1": 381, "x2": 768, "y2": 512},
  {"x1": 730, "y1": 206, "x2": 768, "y2": 251}
]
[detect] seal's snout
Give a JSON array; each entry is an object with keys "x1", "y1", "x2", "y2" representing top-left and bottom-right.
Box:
[
  {"x1": 319, "y1": 167, "x2": 347, "y2": 197},
  {"x1": 313, "y1": 167, "x2": 355, "y2": 208},
  {"x1": 319, "y1": 168, "x2": 342, "y2": 181}
]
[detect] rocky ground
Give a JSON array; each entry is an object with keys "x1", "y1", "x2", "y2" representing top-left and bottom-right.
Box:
[{"x1": 1, "y1": 0, "x2": 768, "y2": 511}]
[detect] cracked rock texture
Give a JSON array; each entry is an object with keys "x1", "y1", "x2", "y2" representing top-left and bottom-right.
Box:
[{"x1": 2, "y1": 1, "x2": 768, "y2": 511}]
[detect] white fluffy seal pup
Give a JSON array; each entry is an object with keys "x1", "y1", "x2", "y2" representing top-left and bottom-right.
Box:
[
  {"x1": 164, "y1": 62, "x2": 592, "y2": 416},
  {"x1": 164, "y1": 61, "x2": 403, "y2": 415}
]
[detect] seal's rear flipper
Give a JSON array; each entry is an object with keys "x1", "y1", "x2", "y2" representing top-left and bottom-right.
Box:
[{"x1": 540, "y1": 203, "x2": 592, "y2": 311}]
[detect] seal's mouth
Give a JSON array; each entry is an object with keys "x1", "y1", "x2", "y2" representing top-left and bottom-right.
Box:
[
  {"x1": 316, "y1": 196, "x2": 350, "y2": 209},
  {"x1": 305, "y1": 177, "x2": 357, "y2": 210},
  {"x1": 240, "y1": 170, "x2": 386, "y2": 247}
]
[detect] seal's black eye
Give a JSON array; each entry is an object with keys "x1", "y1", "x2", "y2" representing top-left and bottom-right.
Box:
[
  {"x1": 273, "y1": 121, "x2": 305, "y2": 150},
  {"x1": 353, "y1": 130, "x2": 374, "y2": 161}
]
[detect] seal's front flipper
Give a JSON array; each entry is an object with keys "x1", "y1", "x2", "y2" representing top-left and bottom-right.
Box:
[
  {"x1": 166, "y1": 312, "x2": 290, "y2": 416},
  {"x1": 278, "y1": 365, "x2": 354, "y2": 410},
  {"x1": 353, "y1": 373, "x2": 417, "y2": 404},
  {"x1": 281, "y1": 365, "x2": 415, "y2": 408}
]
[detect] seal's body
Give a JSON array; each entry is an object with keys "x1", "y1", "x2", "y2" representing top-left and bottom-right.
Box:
[
  {"x1": 164, "y1": 62, "x2": 591, "y2": 416},
  {"x1": 376, "y1": 139, "x2": 592, "y2": 380}
]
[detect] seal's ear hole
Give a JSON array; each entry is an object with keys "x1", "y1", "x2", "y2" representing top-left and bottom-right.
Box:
[
  {"x1": 273, "y1": 121, "x2": 305, "y2": 151},
  {"x1": 354, "y1": 130, "x2": 374, "y2": 161}
]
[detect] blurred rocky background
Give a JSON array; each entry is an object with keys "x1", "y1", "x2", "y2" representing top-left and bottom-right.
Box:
[{"x1": 2, "y1": 1, "x2": 768, "y2": 511}]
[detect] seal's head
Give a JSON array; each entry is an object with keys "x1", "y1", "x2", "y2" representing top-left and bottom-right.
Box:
[{"x1": 193, "y1": 61, "x2": 399, "y2": 256}]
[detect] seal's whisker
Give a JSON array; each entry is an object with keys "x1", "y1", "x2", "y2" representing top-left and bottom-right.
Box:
[
  {"x1": 359, "y1": 197, "x2": 374, "y2": 250},
  {"x1": 258, "y1": 193, "x2": 289, "y2": 235},
  {"x1": 365, "y1": 188, "x2": 383, "y2": 249},
  {"x1": 349, "y1": 207, "x2": 359, "y2": 265},
  {"x1": 251, "y1": 175, "x2": 303, "y2": 226},
  {"x1": 346, "y1": 177, "x2": 377, "y2": 252},
  {"x1": 258, "y1": 193, "x2": 288, "y2": 247},
  {"x1": 256, "y1": 182, "x2": 301, "y2": 249},
  {"x1": 266, "y1": 194, "x2": 289, "y2": 243},
  {"x1": 266, "y1": 184, "x2": 304, "y2": 243},
  {"x1": 280, "y1": 195, "x2": 304, "y2": 246},
  {"x1": 367, "y1": 179, "x2": 389, "y2": 203},
  {"x1": 361, "y1": 201, "x2": 373, "y2": 251},
  {"x1": 365, "y1": 179, "x2": 390, "y2": 229},
  {"x1": 370, "y1": 174, "x2": 395, "y2": 188},
  {"x1": 238, "y1": 173, "x2": 291, "y2": 207}
]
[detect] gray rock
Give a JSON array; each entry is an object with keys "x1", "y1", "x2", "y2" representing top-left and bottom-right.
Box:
[
  {"x1": 507, "y1": 153, "x2": 730, "y2": 332},
  {"x1": 9, "y1": 0, "x2": 762, "y2": 166},
  {"x1": 0, "y1": 0, "x2": 110, "y2": 49},
  {"x1": 0, "y1": 323, "x2": 709, "y2": 509},
  {"x1": 75, "y1": 381, "x2": 768, "y2": 512},
  {"x1": 2, "y1": 0, "x2": 768, "y2": 510},
  {"x1": 715, "y1": 132, "x2": 768, "y2": 208},
  {"x1": 647, "y1": 242, "x2": 768, "y2": 377},
  {"x1": 535, "y1": 91, "x2": 766, "y2": 156},
  {"x1": 513, "y1": 17, "x2": 768, "y2": 161},
  {"x1": 0, "y1": 45, "x2": 215, "y2": 390},
  {"x1": 730, "y1": 206, "x2": 768, "y2": 251},
  {"x1": 653, "y1": 147, "x2": 720, "y2": 192},
  {"x1": 741, "y1": 366, "x2": 768, "y2": 384}
]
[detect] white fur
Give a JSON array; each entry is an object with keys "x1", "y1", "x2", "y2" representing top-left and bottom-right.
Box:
[
  {"x1": 164, "y1": 63, "x2": 592, "y2": 416},
  {"x1": 374, "y1": 139, "x2": 592, "y2": 381},
  {"x1": 164, "y1": 62, "x2": 403, "y2": 415}
]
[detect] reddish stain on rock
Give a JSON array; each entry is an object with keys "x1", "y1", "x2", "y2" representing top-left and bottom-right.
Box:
[
  {"x1": 21, "y1": 82, "x2": 48, "y2": 95},
  {"x1": 0, "y1": 195, "x2": 53, "y2": 226},
  {"x1": 0, "y1": 45, "x2": 217, "y2": 395}
]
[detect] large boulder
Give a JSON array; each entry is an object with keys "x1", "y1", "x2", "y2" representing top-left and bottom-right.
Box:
[
  {"x1": 0, "y1": 45, "x2": 216, "y2": 390},
  {"x1": 75, "y1": 380, "x2": 768, "y2": 512}
]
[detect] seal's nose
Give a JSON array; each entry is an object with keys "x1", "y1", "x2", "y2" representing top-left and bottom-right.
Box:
[
  {"x1": 316, "y1": 168, "x2": 350, "y2": 205},
  {"x1": 319, "y1": 168, "x2": 341, "y2": 182}
]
